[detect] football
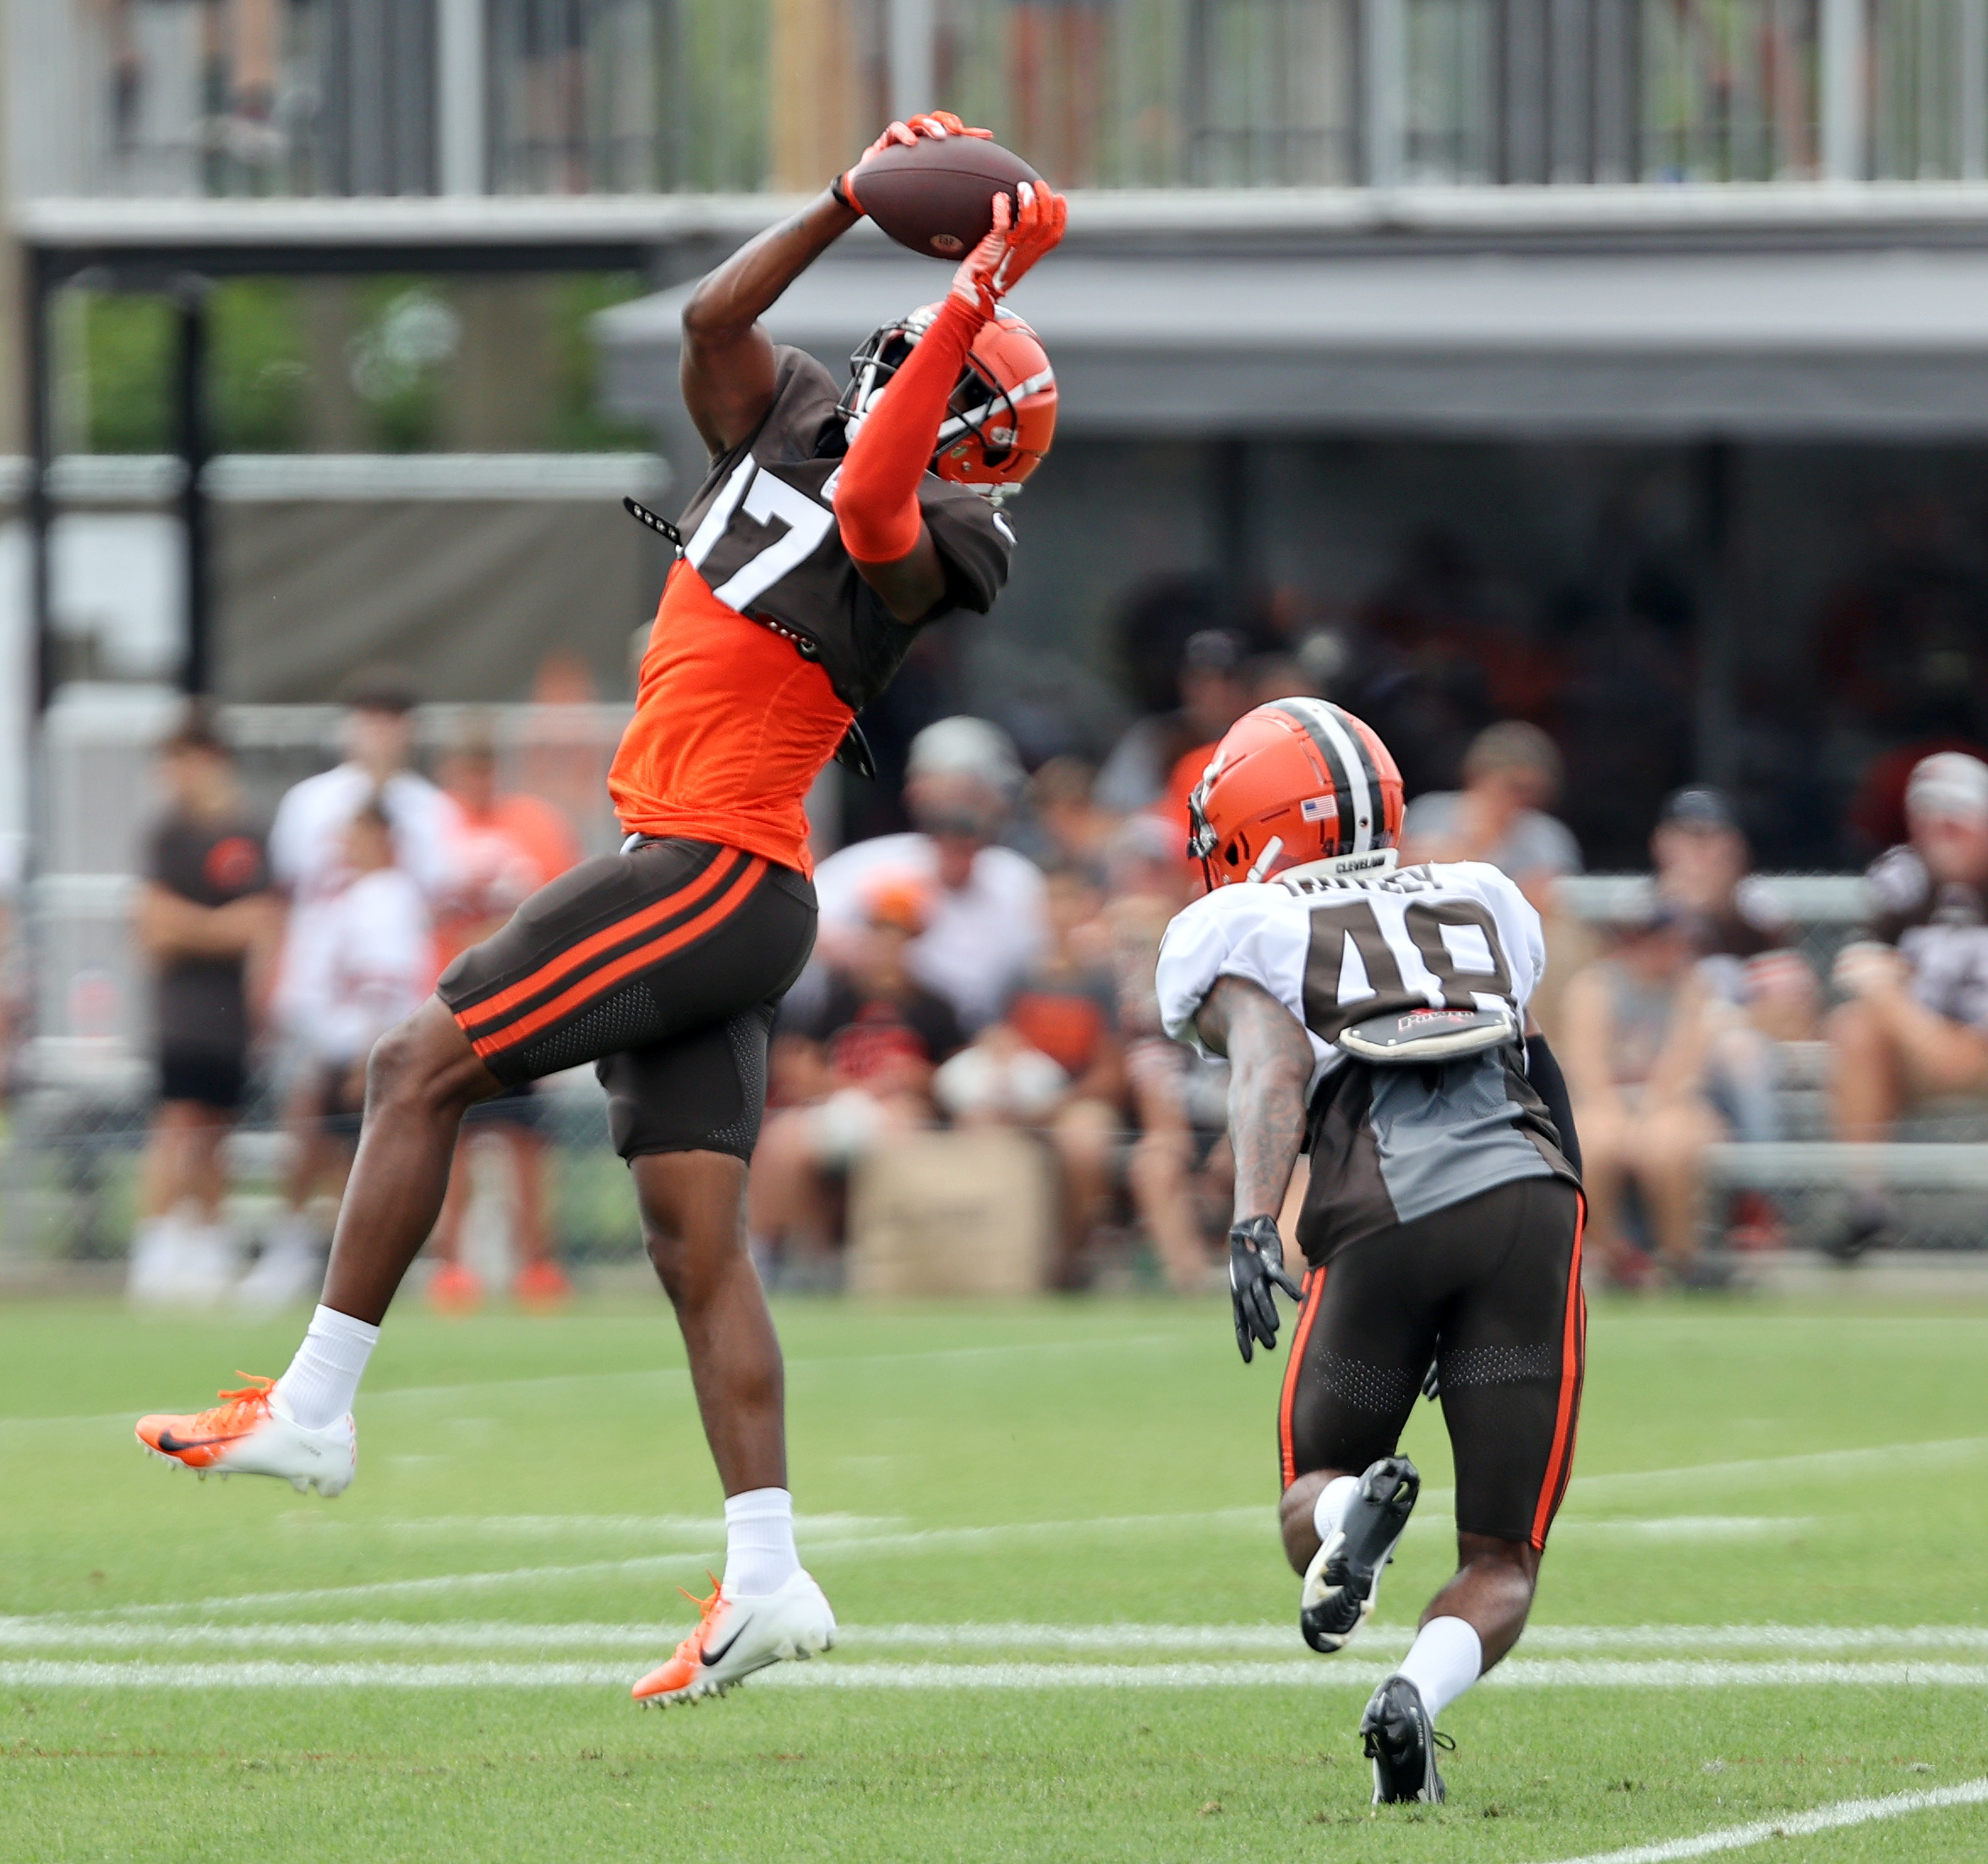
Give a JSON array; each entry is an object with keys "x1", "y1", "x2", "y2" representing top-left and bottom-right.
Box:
[{"x1": 850, "y1": 134, "x2": 1044, "y2": 260}]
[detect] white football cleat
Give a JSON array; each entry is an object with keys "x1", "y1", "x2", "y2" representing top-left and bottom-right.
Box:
[
  {"x1": 1301, "y1": 1455, "x2": 1420, "y2": 1654},
  {"x1": 631, "y1": 1570, "x2": 836, "y2": 1705},
  {"x1": 135, "y1": 1375, "x2": 356, "y2": 1496}
]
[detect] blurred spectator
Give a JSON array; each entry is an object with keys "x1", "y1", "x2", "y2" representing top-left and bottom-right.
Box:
[
  {"x1": 751, "y1": 876, "x2": 965, "y2": 1286},
  {"x1": 1561, "y1": 906, "x2": 1727, "y2": 1287},
  {"x1": 1827, "y1": 752, "x2": 1988, "y2": 1259},
  {"x1": 935, "y1": 862, "x2": 1126, "y2": 1285},
  {"x1": 1095, "y1": 629, "x2": 1254, "y2": 815},
  {"x1": 250, "y1": 669, "x2": 456, "y2": 1310},
  {"x1": 96, "y1": 0, "x2": 283, "y2": 161},
  {"x1": 1652, "y1": 785, "x2": 1820, "y2": 1249},
  {"x1": 1401, "y1": 720, "x2": 1587, "y2": 1036},
  {"x1": 426, "y1": 727, "x2": 585, "y2": 1313},
  {"x1": 1019, "y1": 757, "x2": 1116, "y2": 878},
  {"x1": 814, "y1": 718, "x2": 1046, "y2": 1030},
  {"x1": 292, "y1": 801, "x2": 433, "y2": 1134},
  {"x1": 1105, "y1": 858, "x2": 1227, "y2": 1293},
  {"x1": 1400, "y1": 720, "x2": 1581, "y2": 893},
  {"x1": 127, "y1": 708, "x2": 279, "y2": 1307}
]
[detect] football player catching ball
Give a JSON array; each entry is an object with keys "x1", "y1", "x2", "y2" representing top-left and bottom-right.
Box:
[
  {"x1": 134, "y1": 112, "x2": 1067, "y2": 1707},
  {"x1": 1154, "y1": 698, "x2": 1587, "y2": 1803}
]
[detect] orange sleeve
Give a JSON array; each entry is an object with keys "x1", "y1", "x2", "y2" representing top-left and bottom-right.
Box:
[{"x1": 833, "y1": 292, "x2": 985, "y2": 566}]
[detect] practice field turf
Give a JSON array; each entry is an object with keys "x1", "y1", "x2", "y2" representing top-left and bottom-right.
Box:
[{"x1": 2, "y1": 1293, "x2": 1985, "y2": 1863}]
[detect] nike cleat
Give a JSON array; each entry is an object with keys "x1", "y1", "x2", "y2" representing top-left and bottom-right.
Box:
[
  {"x1": 135, "y1": 1375, "x2": 356, "y2": 1497},
  {"x1": 631, "y1": 1570, "x2": 836, "y2": 1707},
  {"x1": 1360, "y1": 1673, "x2": 1450, "y2": 1804},
  {"x1": 1301, "y1": 1454, "x2": 1420, "y2": 1653}
]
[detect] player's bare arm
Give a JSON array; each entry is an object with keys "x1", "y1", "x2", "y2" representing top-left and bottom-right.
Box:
[
  {"x1": 1194, "y1": 974, "x2": 1310, "y2": 1363},
  {"x1": 1196, "y1": 974, "x2": 1313, "y2": 1222},
  {"x1": 679, "y1": 194, "x2": 860, "y2": 456}
]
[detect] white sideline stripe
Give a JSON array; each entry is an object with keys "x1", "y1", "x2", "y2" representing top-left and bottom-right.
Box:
[
  {"x1": 7, "y1": 1620, "x2": 1988, "y2": 1654},
  {"x1": 1537, "y1": 1777, "x2": 1988, "y2": 1864},
  {"x1": 8, "y1": 1659, "x2": 1988, "y2": 1691}
]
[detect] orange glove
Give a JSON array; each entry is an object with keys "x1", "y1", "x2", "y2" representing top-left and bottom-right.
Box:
[
  {"x1": 834, "y1": 112, "x2": 993, "y2": 213},
  {"x1": 948, "y1": 182, "x2": 1068, "y2": 317}
]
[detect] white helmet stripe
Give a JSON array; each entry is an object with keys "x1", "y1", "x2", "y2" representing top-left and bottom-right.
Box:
[{"x1": 1278, "y1": 697, "x2": 1375, "y2": 853}]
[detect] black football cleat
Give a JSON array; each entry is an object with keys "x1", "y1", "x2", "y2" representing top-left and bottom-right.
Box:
[
  {"x1": 1360, "y1": 1674, "x2": 1450, "y2": 1804},
  {"x1": 1300, "y1": 1455, "x2": 1419, "y2": 1654}
]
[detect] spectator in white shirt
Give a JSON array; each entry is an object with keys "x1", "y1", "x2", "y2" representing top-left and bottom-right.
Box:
[
  {"x1": 243, "y1": 670, "x2": 455, "y2": 1312},
  {"x1": 812, "y1": 717, "x2": 1047, "y2": 1032},
  {"x1": 299, "y1": 803, "x2": 434, "y2": 1103}
]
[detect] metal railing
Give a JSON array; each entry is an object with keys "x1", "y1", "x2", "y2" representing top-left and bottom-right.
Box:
[{"x1": 10, "y1": 0, "x2": 1988, "y2": 199}]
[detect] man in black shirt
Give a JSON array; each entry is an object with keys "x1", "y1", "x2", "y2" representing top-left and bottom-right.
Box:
[{"x1": 128, "y1": 708, "x2": 278, "y2": 1305}]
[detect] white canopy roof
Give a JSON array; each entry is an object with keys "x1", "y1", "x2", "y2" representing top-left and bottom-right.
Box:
[{"x1": 596, "y1": 245, "x2": 1988, "y2": 438}]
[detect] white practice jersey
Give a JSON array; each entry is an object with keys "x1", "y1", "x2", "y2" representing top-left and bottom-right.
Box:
[
  {"x1": 1158, "y1": 855, "x2": 1546, "y2": 1091},
  {"x1": 1156, "y1": 852, "x2": 1572, "y2": 1254}
]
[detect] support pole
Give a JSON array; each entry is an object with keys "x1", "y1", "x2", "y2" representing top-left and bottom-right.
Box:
[
  {"x1": 438, "y1": 0, "x2": 487, "y2": 196},
  {"x1": 25, "y1": 254, "x2": 52, "y2": 716},
  {"x1": 1820, "y1": 0, "x2": 1866, "y2": 182},
  {"x1": 888, "y1": 0, "x2": 937, "y2": 125},
  {"x1": 1361, "y1": 0, "x2": 1405, "y2": 187},
  {"x1": 174, "y1": 282, "x2": 211, "y2": 697}
]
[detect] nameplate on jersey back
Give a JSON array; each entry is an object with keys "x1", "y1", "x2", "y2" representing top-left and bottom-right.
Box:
[{"x1": 1336, "y1": 1003, "x2": 1519, "y2": 1065}]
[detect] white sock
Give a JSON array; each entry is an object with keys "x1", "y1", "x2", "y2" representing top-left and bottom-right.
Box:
[
  {"x1": 275, "y1": 1305, "x2": 380, "y2": 1430},
  {"x1": 723, "y1": 1487, "x2": 800, "y2": 1598},
  {"x1": 1312, "y1": 1473, "x2": 1362, "y2": 1545},
  {"x1": 1395, "y1": 1615, "x2": 1483, "y2": 1719}
]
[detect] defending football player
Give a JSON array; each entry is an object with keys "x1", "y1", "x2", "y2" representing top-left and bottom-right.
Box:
[
  {"x1": 1154, "y1": 699, "x2": 1585, "y2": 1804},
  {"x1": 132, "y1": 112, "x2": 1067, "y2": 1707}
]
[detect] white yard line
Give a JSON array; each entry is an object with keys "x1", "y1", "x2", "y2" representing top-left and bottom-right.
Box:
[
  {"x1": 6, "y1": 1620, "x2": 1988, "y2": 1656},
  {"x1": 0, "y1": 1333, "x2": 1193, "y2": 1433},
  {"x1": 6, "y1": 1658, "x2": 1988, "y2": 1690},
  {"x1": 1564, "y1": 1438, "x2": 1988, "y2": 1499},
  {"x1": 1537, "y1": 1777, "x2": 1988, "y2": 1864},
  {"x1": 34, "y1": 1509, "x2": 1264, "y2": 1622}
]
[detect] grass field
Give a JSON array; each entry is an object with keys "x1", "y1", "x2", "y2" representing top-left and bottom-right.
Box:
[{"x1": 2, "y1": 1290, "x2": 1985, "y2": 1862}]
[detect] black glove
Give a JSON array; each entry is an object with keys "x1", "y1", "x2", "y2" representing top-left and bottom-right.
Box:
[{"x1": 1228, "y1": 1216, "x2": 1303, "y2": 1364}]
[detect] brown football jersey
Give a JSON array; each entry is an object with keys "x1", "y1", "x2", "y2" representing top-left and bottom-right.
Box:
[
  {"x1": 675, "y1": 347, "x2": 1014, "y2": 710},
  {"x1": 609, "y1": 347, "x2": 1016, "y2": 876}
]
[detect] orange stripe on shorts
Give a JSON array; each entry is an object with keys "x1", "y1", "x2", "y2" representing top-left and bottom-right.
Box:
[
  {"x1": 471, "y1": 855, "x2": 767, "y2": 1059},
  {"x1": 457, "y1": 844, "x2": 745, "y2": 1036}
]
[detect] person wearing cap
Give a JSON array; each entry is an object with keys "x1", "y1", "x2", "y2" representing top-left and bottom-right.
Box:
[
  {"x1": 246, "y1": 669, "x2": 458, "y2": 1311},
  {"x1": 811, "y1": 716, "x2": 1047, "y2": 1031},
  {"x1": 1828, "y1": 750, "x2": 1988, "y2": 1260},
  {"x1": 1560, "y1": 902, "x2": 1728, "y2": 1287},
  {"x1": 1094, "y1": 628, "x2": 1257, "y2": 817}
]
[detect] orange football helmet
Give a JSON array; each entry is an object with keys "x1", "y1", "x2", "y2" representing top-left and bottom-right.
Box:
[
  {"x1": 840, "y1": 303, "x2": 1057, "y2": 495},
  {"x1": 1186, "y1": 698, "x2": 1405, "y2": 888}
]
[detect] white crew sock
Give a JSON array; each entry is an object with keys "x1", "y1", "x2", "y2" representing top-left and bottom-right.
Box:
[
  {"x1": 275, "y1": 1305, "x2": 380, "y2": 1430},
  {"x1": 723, "y1": 1487, "x2": 800, "y2": 1598},
  {"x1": 1312, "y1": 1473, "x2": 1362, "y2": 1546},
  {"x1": 1395, "y1": 1615, "x2": 1483, "y2": 1719}
]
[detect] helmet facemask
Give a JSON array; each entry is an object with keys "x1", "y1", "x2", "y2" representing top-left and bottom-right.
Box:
[{"x1": 839, "y1": 308, "x2": 1032, "y2": 506}]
